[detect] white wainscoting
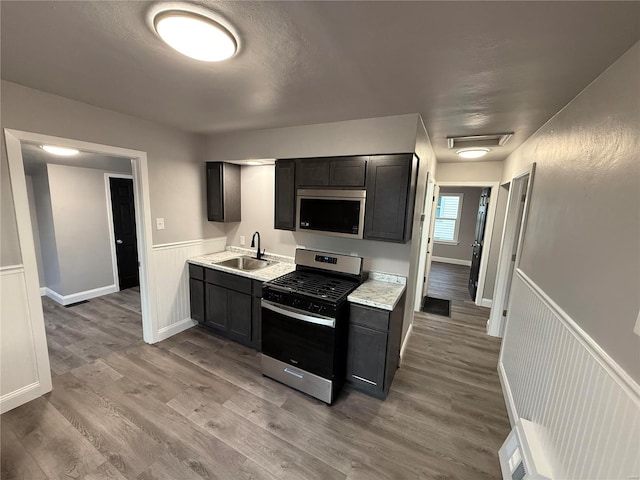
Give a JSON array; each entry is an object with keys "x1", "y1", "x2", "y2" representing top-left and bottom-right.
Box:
[
  {"x1": 499, "y1": 269, "x2": 640, "y2": 480},
  {"x1": 152, "y1": 237, "x2": 226, "y2": 341},
  {"x1": 1, "y1": 265, "x2": 52, "y2": 413}
]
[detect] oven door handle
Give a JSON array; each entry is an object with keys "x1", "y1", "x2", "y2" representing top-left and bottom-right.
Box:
[{"x1": 261, "y1": 300, "x2": 336, "y2": 328}]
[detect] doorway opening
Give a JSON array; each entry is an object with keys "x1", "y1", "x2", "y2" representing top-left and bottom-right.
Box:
[
  {"x1": 414, "y1": 181, "x2": 500, "y2": 316},
  {"x1": 3, "y1": 128, "x2": 157, "y2": 412},
  {"x1": 487, "y1": 164, "x2": 536, "y2": 337}
]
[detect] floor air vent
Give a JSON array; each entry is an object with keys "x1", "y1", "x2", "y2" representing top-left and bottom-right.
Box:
[{"x1": 498, "y1": 419, "x2": 553, "y2": 480}]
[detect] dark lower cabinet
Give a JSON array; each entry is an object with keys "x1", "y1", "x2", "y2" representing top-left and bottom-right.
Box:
[
  {"x1": 189, "y1": 264, "x2": 262, "y2": 350},
  {"x1": 346, "y1": 292, "x2": 405, "y2": 398}
]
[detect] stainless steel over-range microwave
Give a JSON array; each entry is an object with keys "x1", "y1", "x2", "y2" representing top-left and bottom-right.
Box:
[{"x1": 296, "y1": 189, "x2": 366, "y2": 239}]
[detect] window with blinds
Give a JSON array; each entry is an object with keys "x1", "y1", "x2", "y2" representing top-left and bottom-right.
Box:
[{"x1": 434, "y1": 193, "x2": 463, "y2": 243}]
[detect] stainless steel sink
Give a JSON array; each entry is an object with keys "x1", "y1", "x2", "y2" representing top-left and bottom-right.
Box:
[{"x1": 215, "y1": 256, "x2": 275, "y2": 271}]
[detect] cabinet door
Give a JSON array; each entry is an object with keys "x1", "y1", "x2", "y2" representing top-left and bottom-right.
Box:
[
  {"x1": 189, "y1": 278, "x2": 204, "y2": 322},
  {"x1": 274, "y1": 159, "x2": 296, "y2": 230},
  {"x1": 205, "y1": 283, "x2": 228, "y2": 332},
  {"x1": 296, "y1": 159, "x2": 330, "y2": 187},
  {"x1": 206, "y1": 162, "x2": 224, "y2": 222},
  {"x1": 364, "y1": 154, "x2": 414, "y2": 242},
  {"x1": 347, "y1": 324, "x2": 387, "y2": 393},
  {"x1": 329, "y1": 157, "x2": 367, "y2": 187},
  {"x1": 227, "y1": 290, "x2": 252, "y2": 346}
]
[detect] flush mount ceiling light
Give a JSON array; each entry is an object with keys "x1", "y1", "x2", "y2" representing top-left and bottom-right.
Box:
[
  {"x1": 456, "y1": 148, "x2": 491, "y2": 159},
  {"x1": 41, "y1": 145, "x2": 80, "y2": 156},
  {"x1": 153, "y1": 9, "x2": 237, "y2": 62},
  {"x1": 246, "y1": 161, "x2": 263, "y2": 166}
]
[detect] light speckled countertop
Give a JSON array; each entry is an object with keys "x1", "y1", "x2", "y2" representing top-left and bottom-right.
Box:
[
  {"x1": 348, "y1": 272, "x2": 407, "y2": 311},
  {"x1": 188, "y1": 247, "x2": 296, "y2": 282}
]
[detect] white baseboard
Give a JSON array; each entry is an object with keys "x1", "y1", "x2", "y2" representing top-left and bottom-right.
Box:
[
  {"x1": 399, "y1": 322, "x2": 414, "y2": 363},
  {"x1": 40, "y1": 287, "x2": 47, "y2": 296},
  {"x1": 44, "y1": 284, "x2": 118, "y2": 306},
  {"x1": 156, "y1": 317, "x2": 198, "y2": 342},
  {"x1": 497, "y1": 361, "x2": 517, "y2": 427},
  {"x1": 431, "y1": 256, "x2": 472, "y2": 267},
  {"x1": 480, "y1": 298, "x2": 493, "y2": 308},
  {"x1": 0, "y1": 381, "x2": 44, "y2": 415}
]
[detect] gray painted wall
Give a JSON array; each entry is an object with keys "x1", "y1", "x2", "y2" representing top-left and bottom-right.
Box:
[
  {"x1": 432, "y1": 187, "x2": 483, "y2": 262},
  {"x1": 47, "y1": 164, "x2": 121, "y2": 295},
  {"x1": 436, "y1": 161, "x2": 504, "y2": 183},
  {"x1": 0, "y1": 80, "x2": 226, "y2": 268},
  {"x1": 31, "y1": 165, "x2": 61, "y2": 293},
  {"x1": 24, "y1": 175, "x2": 45, "y2": 287},
  {"x1": 501, "y1": 42, "x2": 640, "y2": 381},
  {"x1": 202, "y1": 114, "x2": 421, "y2": 161}
]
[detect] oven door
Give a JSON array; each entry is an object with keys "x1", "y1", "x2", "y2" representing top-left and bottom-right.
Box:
[
  {"x1": 296, "y1": 189, "x2": 366, "y2": 239},
  {"x1": 261, "y1": 300, "x2": 336, "y2": 379}
]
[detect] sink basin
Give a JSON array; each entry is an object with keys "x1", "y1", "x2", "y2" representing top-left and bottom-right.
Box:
[{"x1": 215, "y1": 256, "x2": 275, "y2": 271}]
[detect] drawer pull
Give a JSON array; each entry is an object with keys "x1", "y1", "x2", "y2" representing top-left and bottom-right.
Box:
[
  {"x1": 352, "y1": 375, "x2": 377, "y2": 386},
  {"x1": 284, "y1": 368, "x2": 304, "y2": 379}
]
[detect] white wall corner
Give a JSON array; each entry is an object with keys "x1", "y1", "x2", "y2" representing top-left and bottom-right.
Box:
[
  {"x1": 400, "y1": 322, "x2": 414, "y2": 362},
  {"x1": 634, "y1": 309, "x2": 640, "y2": 337},
  {"x1": 157, "y1": 317, "x2": 198, "y2": 343}
]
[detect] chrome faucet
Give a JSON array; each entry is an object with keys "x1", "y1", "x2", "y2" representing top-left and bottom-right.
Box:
[{"x1": 251, "y1": 231, "x2": 265, "y2": 260}]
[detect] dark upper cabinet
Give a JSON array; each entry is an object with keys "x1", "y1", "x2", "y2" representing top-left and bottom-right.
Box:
[
  {"x1": 296, "y1": 158, "x2": 330, "y2": 187},
  {"x1": 274, "y1": 159, "x2": 296, "y2": 230},
  {"x1": 207, "y1": 162, "x2": 241, "y2": 222},
  {"x1": 364, "y1": 154, "x2": 418, "y2": 243},
  {"x1": 296, "y1": 156, "x2": 367, "y2": 188},
  {"x1": 329, "y1": 157, "x2": 367, "y2": 187}
]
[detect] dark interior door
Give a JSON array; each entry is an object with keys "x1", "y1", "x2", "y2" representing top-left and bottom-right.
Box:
[
  {"x1": 109, "y1": 177, "x2": 139, "y2": 290},
  {"x1": 469, "y1": 188, "x2": 491, "y2": 300}
]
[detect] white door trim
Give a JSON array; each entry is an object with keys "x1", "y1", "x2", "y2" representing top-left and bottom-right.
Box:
[
  {"x1": 413, "y1": 172, "x2": 436, "y2": 311},
  {"x1": 4, "y1": 129, "x2": 158, "y2": 348},
  {"x1": 487, "y1": 163, "x2": 536, "y2": 337},
  {"x1": 434, "y1": 181, "x2": 500, "y2": 307},
  {"x1": 104, "y1": 173, "x2": 134, "y2": 292}
]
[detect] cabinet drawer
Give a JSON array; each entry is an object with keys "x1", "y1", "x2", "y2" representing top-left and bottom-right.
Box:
[
  {"x1": 349, "y1": 304, "x2": 390, "y2": 332},
  {"x1": 205, "y1": 268, "x2": 251, "y2": 294},
  {"x1": 189, "y1": 264, "x2": 204, "y2": 280}
]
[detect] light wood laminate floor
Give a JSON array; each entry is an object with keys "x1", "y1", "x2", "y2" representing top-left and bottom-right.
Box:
[{"x1": 2, "y1": 285, "x2": 510, "y2": 480}]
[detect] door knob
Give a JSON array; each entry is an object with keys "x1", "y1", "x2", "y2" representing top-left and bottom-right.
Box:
[{"x1": 116, "y1": 239, "x2": 123, "y2": 244}]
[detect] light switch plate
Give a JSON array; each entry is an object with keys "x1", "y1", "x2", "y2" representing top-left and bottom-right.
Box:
[
  {"x1": 156, "y1": 218, "x2": 165, "y2": 230},
  {"x1": 239, "y1": 235, "x2": 245, "y2": 246}
]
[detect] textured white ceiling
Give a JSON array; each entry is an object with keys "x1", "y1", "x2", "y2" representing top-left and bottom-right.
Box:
[{"x1": 2, "y1": 1, "x2": 639, "y2": 163}]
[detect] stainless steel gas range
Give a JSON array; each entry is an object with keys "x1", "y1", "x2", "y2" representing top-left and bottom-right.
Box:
[{"x1": 261, "y1": 249, "x2": 365, "y2": 404}]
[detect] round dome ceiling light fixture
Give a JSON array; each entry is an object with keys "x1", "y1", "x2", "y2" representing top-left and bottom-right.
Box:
[
  {"x1": 153, "y1": 9, "x2": 238, "y2": 62},
  {"x1": 456, "y1": 147, "x2": 491, "y2": 159},
  {"x1": 41, "y1": 145, "x2": 80, "y2": 156}
]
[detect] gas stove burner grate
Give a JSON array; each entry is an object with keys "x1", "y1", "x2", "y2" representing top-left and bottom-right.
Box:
[{"x1": 267, "y1": 271, "x2": 359, "y2": 303}]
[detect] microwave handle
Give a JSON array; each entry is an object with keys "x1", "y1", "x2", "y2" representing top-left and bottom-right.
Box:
[{"x1": 261, "y1": 300, "x2": 336, "y2": 328}]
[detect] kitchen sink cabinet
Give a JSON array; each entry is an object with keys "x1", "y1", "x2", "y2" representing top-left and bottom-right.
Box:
[
  {"x1": 207, "y1": 162, "x2": 241, "y2": 223},
  {"x1": 189, "y1": 264, "x2": 263, "y2": 350},
  {"x1": 364, "y1": 154, "x2": 418, "y2": 243},
  {"x1": 274, "y1": 159, "x2": 296, "y2": 230},
  {"x1": 346, "y1": 292, "x2": 405, "y2": 399}
]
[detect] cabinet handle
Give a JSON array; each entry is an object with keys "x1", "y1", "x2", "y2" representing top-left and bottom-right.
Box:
[
  {"x1": 284, "y1": 368, "x2": 304, "y2": 379},
  {"x1": 352, "y1": 375, "x2": 377, "y2": 386}
]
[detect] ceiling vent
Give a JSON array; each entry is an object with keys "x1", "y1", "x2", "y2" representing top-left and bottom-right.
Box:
[{"x1": 447, "y1": 133, "x2": 513, "y2": 149}]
